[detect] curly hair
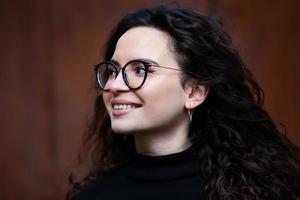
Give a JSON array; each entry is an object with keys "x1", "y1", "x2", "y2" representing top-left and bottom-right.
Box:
[{"x1": 67, "y1": 4, "x2": 300, "y2": 200}]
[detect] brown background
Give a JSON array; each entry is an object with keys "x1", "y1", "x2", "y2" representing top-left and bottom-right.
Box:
[{"x1": 0, "y1": 0, "x2": 299, "y2": 199}]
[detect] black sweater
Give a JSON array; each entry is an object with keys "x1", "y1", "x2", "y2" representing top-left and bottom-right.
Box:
[{"x1": 71, "y1": 147, "x2": 206, "y2": 200}]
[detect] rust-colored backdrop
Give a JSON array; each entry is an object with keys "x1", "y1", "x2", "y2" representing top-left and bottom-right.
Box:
[{"x1": 0, "y1": 0, "x2": 299, "y2": 199}]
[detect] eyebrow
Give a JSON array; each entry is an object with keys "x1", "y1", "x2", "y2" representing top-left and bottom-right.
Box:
[
  {"x1": 137, "y1": 58, "x2": 160, "y2": 66},
  {"x1": 109, "y1": 58, "x2": 160, "y2": 67},
  {"x1": 110, "y1": 59, "x2": 121, "y2": 67}
]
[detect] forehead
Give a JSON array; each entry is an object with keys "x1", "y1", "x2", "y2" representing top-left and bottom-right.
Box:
[{"x1": 112, "y1": 26, "x2": 175, "y2": 63}]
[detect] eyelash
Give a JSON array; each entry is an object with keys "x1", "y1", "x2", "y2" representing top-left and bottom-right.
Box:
[{"x1": 147, "y1": 66, "x2": 155, "y2": 73}]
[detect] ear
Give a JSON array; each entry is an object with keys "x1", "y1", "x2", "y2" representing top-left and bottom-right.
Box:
[{"x1": 184, "y1": 84, "x2": 209, "y2": 110}]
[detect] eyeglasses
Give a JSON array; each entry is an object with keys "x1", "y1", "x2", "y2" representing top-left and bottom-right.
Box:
[{"x1": 94, "y1": 59, "x2": 183, "y2": 91}]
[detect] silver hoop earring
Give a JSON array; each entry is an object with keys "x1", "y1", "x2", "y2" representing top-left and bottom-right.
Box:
[{"x1": 188, "y1": 109, "x2": 192, "y2": 122}]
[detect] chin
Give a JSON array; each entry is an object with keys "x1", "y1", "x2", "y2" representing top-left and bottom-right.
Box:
[
  {"x1": 110, "y1": 118, "x2": 143, "y2": 135},
  {"x1": 111, "y1": 125, "x2": 137, "y2": 135}
]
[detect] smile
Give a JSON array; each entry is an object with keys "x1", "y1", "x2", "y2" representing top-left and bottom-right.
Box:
[
  {"x1": 112, "y1": 103, "x2": 142, "y2": 117},
  {"x1": 113, "y1": 104, "x2": 137, "y2": 110}
]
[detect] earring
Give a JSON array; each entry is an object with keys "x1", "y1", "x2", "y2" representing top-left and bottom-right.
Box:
[{"x1": 188, "y1": 109, "x2": 192, "y2": 122}]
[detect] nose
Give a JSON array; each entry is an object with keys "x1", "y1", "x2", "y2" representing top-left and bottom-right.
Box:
[{"x1": 106, "y1": 71, "x2": 129, "y2": 93}]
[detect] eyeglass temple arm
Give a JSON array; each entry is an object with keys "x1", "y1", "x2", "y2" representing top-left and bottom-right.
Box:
[{"x1": 149, "y1": 64, "x2": 183, "y2": 72}]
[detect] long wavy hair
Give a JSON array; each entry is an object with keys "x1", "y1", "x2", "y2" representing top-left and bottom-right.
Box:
[{"x1": 67, "y1": 4, "x2": 300, "y2": 200}]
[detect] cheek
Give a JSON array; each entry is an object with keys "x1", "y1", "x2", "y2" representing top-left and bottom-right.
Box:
[{"x1": 140, "y1": 77, "x2": 186, "y2": 113}]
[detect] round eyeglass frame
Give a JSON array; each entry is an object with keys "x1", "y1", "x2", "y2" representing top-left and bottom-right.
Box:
[
  {"x1": 94, "y1": 59, "x2": 185, "y2": 91},
  {"x1": 94, "y1": 59, "x2": 151, "y2": 91}
]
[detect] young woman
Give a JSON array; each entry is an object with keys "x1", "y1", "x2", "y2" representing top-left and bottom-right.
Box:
[{"x1": 67, "y1": 4, "x2": 300, "y2": 200}]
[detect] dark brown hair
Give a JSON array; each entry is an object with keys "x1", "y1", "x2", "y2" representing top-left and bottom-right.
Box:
[{"x1": 67, "y1": 4, "x2": 300, "y2": 200}]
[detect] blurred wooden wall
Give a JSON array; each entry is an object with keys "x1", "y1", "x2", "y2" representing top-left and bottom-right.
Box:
[{"x1": 0, "y1": 0, "x2": 299, "y2": 199}]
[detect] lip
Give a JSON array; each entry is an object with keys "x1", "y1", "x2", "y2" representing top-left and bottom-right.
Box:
[{"x1": 111, "y1": 99, "x2": 142, "y2": 117}]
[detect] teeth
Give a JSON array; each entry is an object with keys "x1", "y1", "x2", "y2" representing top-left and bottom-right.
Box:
[{"x1": 113, "y1": 104, "x2": 136, "y2": 110}]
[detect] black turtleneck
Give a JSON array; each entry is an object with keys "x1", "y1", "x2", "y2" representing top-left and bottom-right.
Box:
[{"x1": 70, "y1": 147, "x2": 206, "y2": 200}]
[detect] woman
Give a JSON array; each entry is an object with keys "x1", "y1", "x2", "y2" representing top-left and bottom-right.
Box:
[{"x1": 67, "y1": 4, "x2": 300, "y2": 200}]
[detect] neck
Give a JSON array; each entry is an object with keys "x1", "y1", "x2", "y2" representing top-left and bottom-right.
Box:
[{"x1": 134, "y1": 122, "x2": 191, "y2": 156}]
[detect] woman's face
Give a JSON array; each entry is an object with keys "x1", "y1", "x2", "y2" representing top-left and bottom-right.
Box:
[{"x1": 102, "y1": 26, "x2": 190, "y2": 134}]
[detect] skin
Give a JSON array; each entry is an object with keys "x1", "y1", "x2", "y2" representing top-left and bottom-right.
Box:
[{"x1": 103, "y1": 27, "x2": 207, "y2": 156}]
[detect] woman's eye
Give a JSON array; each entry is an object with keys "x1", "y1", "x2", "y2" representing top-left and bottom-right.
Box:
[
  {"x1": 106, "y1": 69, "x2": 115, "y2": 76},
  {"x1": 135, "y1": 66, "x2": 146, "y2": 75}
]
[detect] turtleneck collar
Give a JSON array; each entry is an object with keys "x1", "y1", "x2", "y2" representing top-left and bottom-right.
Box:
[{"x1": 126, "y1": 146, "x2": 200, "y2": 181}]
